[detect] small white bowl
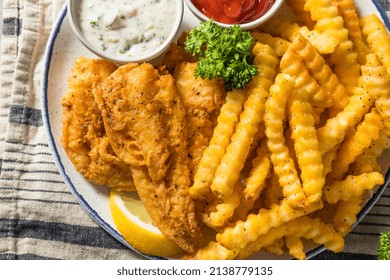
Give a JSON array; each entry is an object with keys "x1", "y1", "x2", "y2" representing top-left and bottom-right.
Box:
[
  {"x1": 67, "y1": 0, "x2": 184, "y2": 64},
  {"x1": 184, "y1": 0, "x2": 284, "y2": 30}
]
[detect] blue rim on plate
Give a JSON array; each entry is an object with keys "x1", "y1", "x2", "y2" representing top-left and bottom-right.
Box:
[
  {"x1": 373, "y1": 0, "x2": 390, "y2": 31},
  {"x1": 41, "y1": 1, "x2": 390, "y2": 260}
]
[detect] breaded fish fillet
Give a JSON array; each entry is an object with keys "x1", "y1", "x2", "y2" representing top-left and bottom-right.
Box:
[
  {"x1": 94, "y1": 63, "x2": 203, "y2": 253},
  {"x1": 162, "y1": 32, "x2": 197, "y2": 73},
  {"x1": 173, "y1": 62, "x2": 225, "y2": 180},
  {"x1": 61, "y1": 57, "x2": 135, "y2": 191}
]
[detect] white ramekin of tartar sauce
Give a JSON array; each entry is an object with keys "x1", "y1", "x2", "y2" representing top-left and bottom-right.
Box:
[{"x1": 67, "y1": 0, "x2": 184, "y2": 64}]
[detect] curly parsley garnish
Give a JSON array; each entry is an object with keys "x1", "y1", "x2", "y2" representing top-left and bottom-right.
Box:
[{"x1": 184, "y1": 20, "x2": 258, "y2": 91}]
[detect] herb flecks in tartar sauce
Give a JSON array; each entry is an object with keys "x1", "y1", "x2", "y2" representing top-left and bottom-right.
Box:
[{"x1": 78, "y1": 0, "x2": 177, "y2": 58}]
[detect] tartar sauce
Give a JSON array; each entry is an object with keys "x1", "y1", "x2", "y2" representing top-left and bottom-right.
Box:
[{"x1": 77, "y1": 0, "x2": 177, "y2": 59}]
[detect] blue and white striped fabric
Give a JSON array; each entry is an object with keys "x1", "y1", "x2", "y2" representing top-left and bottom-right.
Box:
[{"x1": 0, "y1": 0, "x2": 389, "y2": 260}]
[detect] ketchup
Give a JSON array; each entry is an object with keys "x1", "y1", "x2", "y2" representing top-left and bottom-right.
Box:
[{"x1": 191, "y1": 0, "x2": 276, "y2": 24}]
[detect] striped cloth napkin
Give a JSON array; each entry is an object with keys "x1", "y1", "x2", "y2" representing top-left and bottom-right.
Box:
[{"x1": 0, "y1": 0, "x2": 389, "y2": 260}]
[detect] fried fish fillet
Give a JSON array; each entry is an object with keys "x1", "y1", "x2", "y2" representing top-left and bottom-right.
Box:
[
  {"x1": 61, "y1": 57, "x2": 135, "y2": 191},
  {"x1": 173, "y1": 62, "x2": 225, "y2": 180},
  {"x1": 162, "y1": 31, "x2": 197, "y2": 73},
  {"x1": 94, "y1": 63, "x2": 203, "y2": 252}
]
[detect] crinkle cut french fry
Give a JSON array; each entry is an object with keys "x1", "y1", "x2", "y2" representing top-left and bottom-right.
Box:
[
  {"x1": 360, "y1": 54, "x2": 390, "y2": 136},
  {"x1": 333, "y1": 195, "x2": 363, "y2": 236},
  {"x1": 290, "y1": 33, "x2": 348, "y2": 111},
  {"x1": 304, "y1": 0, "x2": 349, "y2": 47},
  {"x1": 333, "y1": 0, "x2": 362, "y2": 41},
  {"x1": 317, "y1": 86, "x2": 374, "y2": 155},
  {"x1": 281, "y1": 47, "x2": 332, "y2": 108},
  {"x1": 298, "y1": 26, "x2": 340, "y2": 54},
  {"x1": 328, "y1": 108, "x2": 383, "y2": 181},
  {"x1": 361, "y1": 14, "x2": 390, "y2": 75},
  {"x1": 257, "y1": 17, "x2": 301, "y2": 41},
  {"x1": 251, "y1": 31, "x2": 291, "y2": 57},
  {"x1": 210, "y1": 43, "x2": 278, "y2": 199},
  {"x1": 243, "y1": 139, "x2": 271, "y2": 201},
  {"x1": 304, "y1": 0, "x2": 360, "y2": 91},
  {"x1": 286, "y1": 0, "x2": 315, "y2": 29},
  {"x1": 208, "y1": 181, "x2": 243, "y2": 228},
  {"x1": 237, "y1": 216, "x2": 344, "y2": 260},
  {"x1": 257, "y1": 16, "x2": 339, "y2": 54},
  {"x1": 329, "y1": 40, "x2": 360, "y2": 93},
  {"x1": 290, "y1": 33, "x2": 331, "y2": 82},
  {"x1": 190, "y1": 89, "x2": 247, "y2": 200},
  {"x1": 285, "y1": 235, "x2": 306, "y2": 260},
  {"x1": 288, "y1": 88, "x2": 325, "y2": 202},
  {"x1": 324, "y1": 172, "x2": 384, "y2": 204},
  {"x1": 376, "y1": 98, "x2": 390, "y2": 137},
  {"x1": 281, "y1": 47, "x2": 327, "y2": 201},
  {"x1": 264, "y1": 73, "x2": 307, "y2": 208},
  {"x1": 370, "y1": 130, "x2": 390, "y2": 158},
  {"x1": 182, "y1": 241, "x2": 238, "y2": 260},
  {"x1": 349, "y1": 120, "x2": 390, "y2": 176},
  {"x1": 216, "y1": 199, "x2": 323, "y2": 250},
  {"x1": 360, "y1": 54, "x2": 390, "y2": 99}
]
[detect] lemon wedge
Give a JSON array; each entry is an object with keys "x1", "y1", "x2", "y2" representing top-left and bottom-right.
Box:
[{"x1": 109, "y1": 190, "x2": 184, "y2": 258}]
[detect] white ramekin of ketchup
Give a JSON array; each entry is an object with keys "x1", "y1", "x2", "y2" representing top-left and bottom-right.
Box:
[{"x1": 184, "y1": 0, "x2": 284, "y2": 30}]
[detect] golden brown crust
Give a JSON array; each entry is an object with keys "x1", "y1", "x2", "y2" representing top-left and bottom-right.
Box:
[
  {"x1": 173, "y1": 62, "x2": 225, "y2": 180},
  {"x1": 94, "y1": 63, "x2": 203, "y2": 252},
  {"x1": 61, "y1": 57, "x2": 135, "y2": 191}
]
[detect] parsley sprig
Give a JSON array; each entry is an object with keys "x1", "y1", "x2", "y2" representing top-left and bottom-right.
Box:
[
  {"x1": 184, "y1": 20, "x2": 258, "y2": 91},
  {"x1": 378, "y1": 232, "x2": 390, "y2": 260}
]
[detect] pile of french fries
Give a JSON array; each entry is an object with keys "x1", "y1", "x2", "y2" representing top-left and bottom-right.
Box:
[{"x1": 183, "y1": 0, "x2": 390, "y2": 260}]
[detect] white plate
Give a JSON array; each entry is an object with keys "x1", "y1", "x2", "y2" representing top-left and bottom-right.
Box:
[{"x1": 41, "y1": 0, "x2": 390, "y2": 260}]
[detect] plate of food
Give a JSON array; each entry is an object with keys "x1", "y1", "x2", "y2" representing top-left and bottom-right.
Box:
[{"x1": 41, "y1": 0, "x2": 390, "y2": 260}]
